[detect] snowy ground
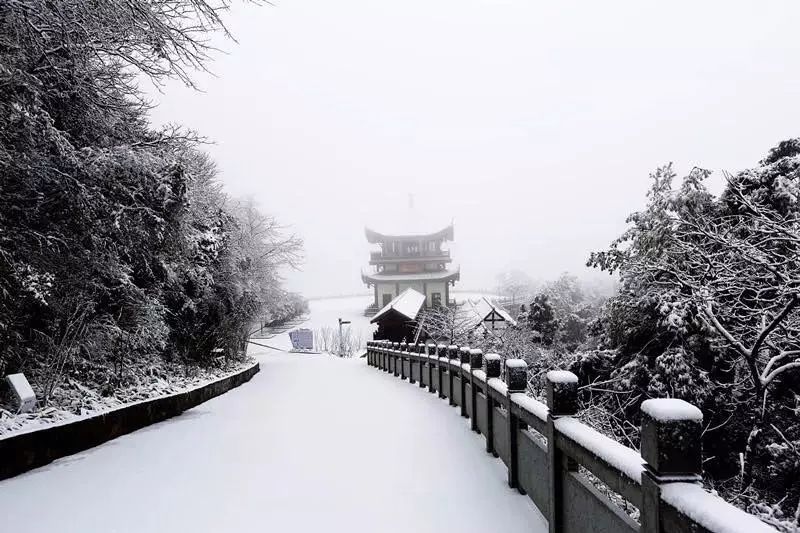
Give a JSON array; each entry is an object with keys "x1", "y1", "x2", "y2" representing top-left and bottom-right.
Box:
[
  {"x1": 255, "y1": 292, "x2": 497, "y2": 353},
  {"x1": 0, "y1": 296, "x2": 545, "y2": 533}
]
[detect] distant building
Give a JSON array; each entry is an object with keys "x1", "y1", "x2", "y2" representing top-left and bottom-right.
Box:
[
  {"x1": 362, "y1": 221, "x2": 460, "y2": 315},
  {"x1": 370, "y1": 288, "x2": 427, "y2": 342},
  {"x1": 467, "y1": 296, "x2": 517, "y2": 335}
]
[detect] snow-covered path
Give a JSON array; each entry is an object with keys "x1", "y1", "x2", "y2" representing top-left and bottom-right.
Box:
[{"x1": 0, "y1": 352, "x2": 546, "y2": 533}]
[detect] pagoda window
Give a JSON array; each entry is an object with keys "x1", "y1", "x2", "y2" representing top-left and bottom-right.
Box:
[{"x1": 431, "y1": 292, "x2": 442, "y2": 307}]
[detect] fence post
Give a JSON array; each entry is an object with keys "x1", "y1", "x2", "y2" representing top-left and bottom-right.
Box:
[
  {"x1": 392, "y1": 342, "x2": 400, "y2": 373},
  {"x1": 505, "y1": 359, "x2": 528, "y2": 491},
  {"x1": 484, "y1": 354, "x2": 502, "y2": 456},
  {"x1": 447, "y1": 345, "x2": 459, "y2": 407},
  {"x1": 437, "y1": 344, "x2": 447, "y2": 399},
  {"x1": 400, "y1": 341, "x2": 408, "y2": 380},
  {"x1": 427, "y1": 343, "x2": 436, "y2": 394},
  {"x1": 469, "y1": 349, "x2": 483, "y2": 433},
  {"x1": 414, "y1": 343, "x2": 423, "y2": 388},
  {"x1": 545, "y1": 370, "x2": 578, "y2": 533},
  {"x1": 408, "y1": 342, "x2": 416, "y2": 384},
  {"x1": 459, "y1": 346, "x2": 471, "y2": 418},
  {"x1": 639, "y1": 399, "x2": 703, "y2": 533},
  {"x1": 394, "y1": 341, "x2": 399, "y2": 376}
]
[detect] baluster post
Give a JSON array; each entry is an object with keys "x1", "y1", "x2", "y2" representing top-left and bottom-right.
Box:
[
  {"x1": 408, "y1": 342, "x2": 416, "y2": 384},
  {"x1": 437, "y1": 344, "x2": 447, "y2": 399},
  {"x1": 417, "y1": 343, "x2": 426, "y2": 388},
  {"x1": 545, "y1": 370, "x2": 578, "y2": 533},
  {"x1": 505, "y1": 359, "x2": 528, "y2": 492},
  {"x1": 400, "y1": 341, "x2": 407, "y2": 380},
  {"x1": 447, "y1": 345, "x2": 459, "y2": 407},
  {"x1": 459, "y1": 346, "x2": 471, "y2": 417},
  {"x1": 427, "y1": 343, "x2": 436, "y2": 393},
  {"x1": 639, "y1": 399, "x2": 703, "y2": 533},
  {"x1": 484, "y1": 354, "x2": 502, "y2": 456},
  {"x1": 469, "y1": 349, "x2": 483, "y2": 433}
]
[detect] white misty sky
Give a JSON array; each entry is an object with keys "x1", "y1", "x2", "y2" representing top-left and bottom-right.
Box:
[{"x1": 146, "y1": 0, "x2": 800, "y2": 297}]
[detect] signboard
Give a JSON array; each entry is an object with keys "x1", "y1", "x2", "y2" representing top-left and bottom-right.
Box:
[
  {"x1": 289, "y1": 329, "x2": 314, "y2": 351},
  {"x1": 399, "y1": 263, "x2": 423, "y2": 273}
]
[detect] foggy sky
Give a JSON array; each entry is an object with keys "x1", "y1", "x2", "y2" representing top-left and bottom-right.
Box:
[{"x1": 146, "y1": 0, "x2": 800, "y2": 297}]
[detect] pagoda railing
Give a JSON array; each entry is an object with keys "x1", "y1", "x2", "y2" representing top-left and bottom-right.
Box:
[{"x1": 370, "y1": 249, "x2": 450, "y2": 262}]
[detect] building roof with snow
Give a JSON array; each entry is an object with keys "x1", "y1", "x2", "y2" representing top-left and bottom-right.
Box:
[
  {"x1": 370, "y1": 288, "x2": 427, "y2": 324},
  {"x1": 469, "y1": 296, "x2": 517, "y2": 327},
  {"x1": 361, "y1": 266, "x2": 460, "y2": 285}
]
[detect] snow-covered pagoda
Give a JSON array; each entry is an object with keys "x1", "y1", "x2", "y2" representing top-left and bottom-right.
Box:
[{"x1": 362, "y1": 219, "x2": 460, "y2": 316}]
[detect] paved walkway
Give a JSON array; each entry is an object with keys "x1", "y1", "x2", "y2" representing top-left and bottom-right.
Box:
[{"x1": 0, "y1": 353, "x2": 546, "y2": 533}]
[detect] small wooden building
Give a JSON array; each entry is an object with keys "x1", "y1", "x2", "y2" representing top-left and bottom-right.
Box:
[
  {"x1": 370, "y1": 288, "x2": 426, "y2": 343},
  {"x1": 468, "y1": 296, "x2": 517, "y2": 336}
]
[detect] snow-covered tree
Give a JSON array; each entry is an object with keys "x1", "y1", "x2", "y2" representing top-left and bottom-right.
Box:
[{"x1": 589, "y1": 145, "x2": 800, "y2": 521}]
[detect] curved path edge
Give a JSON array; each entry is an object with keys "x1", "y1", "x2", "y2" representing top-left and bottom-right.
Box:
[{"x1": 0, "y1": 362, "x2": 260, "y2": 481}]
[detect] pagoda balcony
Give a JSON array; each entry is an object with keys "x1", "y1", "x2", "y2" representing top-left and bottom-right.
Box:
[{"x1": 369, "y1": 250, "x2": 451, "y2": 264}]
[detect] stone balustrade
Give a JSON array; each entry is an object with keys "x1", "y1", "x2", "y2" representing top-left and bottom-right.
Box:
[{"x1": 365, "y1": 340, "x2": 775, "y2": 533}]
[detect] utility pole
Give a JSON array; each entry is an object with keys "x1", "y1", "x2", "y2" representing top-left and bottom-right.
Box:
[{"x1": 338, "y1": 318, "x2": 351, "y2": 356}]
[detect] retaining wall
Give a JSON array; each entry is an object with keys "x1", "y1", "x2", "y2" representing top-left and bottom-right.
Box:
[{"x1": 0, "y1": 362, "x2": 259, "y2": 480}]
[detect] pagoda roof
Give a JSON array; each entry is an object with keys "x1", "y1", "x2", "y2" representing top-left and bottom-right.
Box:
[
  {"x1": 370, "y1": 288, "x2": 426, "y2": 323},
  {"x1": 362, "y1": 267, "x2": 460, "y2": 285},
  {"x1": 365, "y1": 222, "x2": 454, "y2": 243}
]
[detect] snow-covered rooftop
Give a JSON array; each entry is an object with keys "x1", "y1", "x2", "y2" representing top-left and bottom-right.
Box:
[
  {"x1": 370, "y1": 288, "x2": 427, "y2": 323},
  {"x1": 362, "y1": 267, "x2": 460, "y2": 283},
  {"x1": 468, "y1": 296, "x2": 517, "y2": 326}
]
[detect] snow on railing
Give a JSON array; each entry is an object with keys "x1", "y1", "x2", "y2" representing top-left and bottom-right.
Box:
[{"x1": 365, "y1": 340, "x2": 777, "y2": 533}]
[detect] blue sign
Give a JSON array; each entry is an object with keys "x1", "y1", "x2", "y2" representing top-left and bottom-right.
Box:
[{"x1": 289, "y1": 329, "x2": 314, "y2": 351}]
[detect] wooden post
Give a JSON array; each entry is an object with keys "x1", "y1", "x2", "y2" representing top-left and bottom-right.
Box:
[
  {"x1": 459, "y1": 346, "x2": 471, "y2": 418},
  {"x1": 437, "y1": 344, "x2": 447, "y2": 399},
  {"x1": 505, "y1": 359, "x2": 528, "y2": 491},
  {"x1": 639, "y1": 399, "x2": 703, "y2": 533},
  {"x1": 447, "y1": 345, "x2": 459, "y2": 407},
  {"x1": 469, "y1": 349, "x2": 483, "y2": 433},
  {"x1": 484, "y1": 353, "x2": 501, "y2": 456},
  {"x1": 545, "y1": 370, "x2": 578, "y2": 533}
]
